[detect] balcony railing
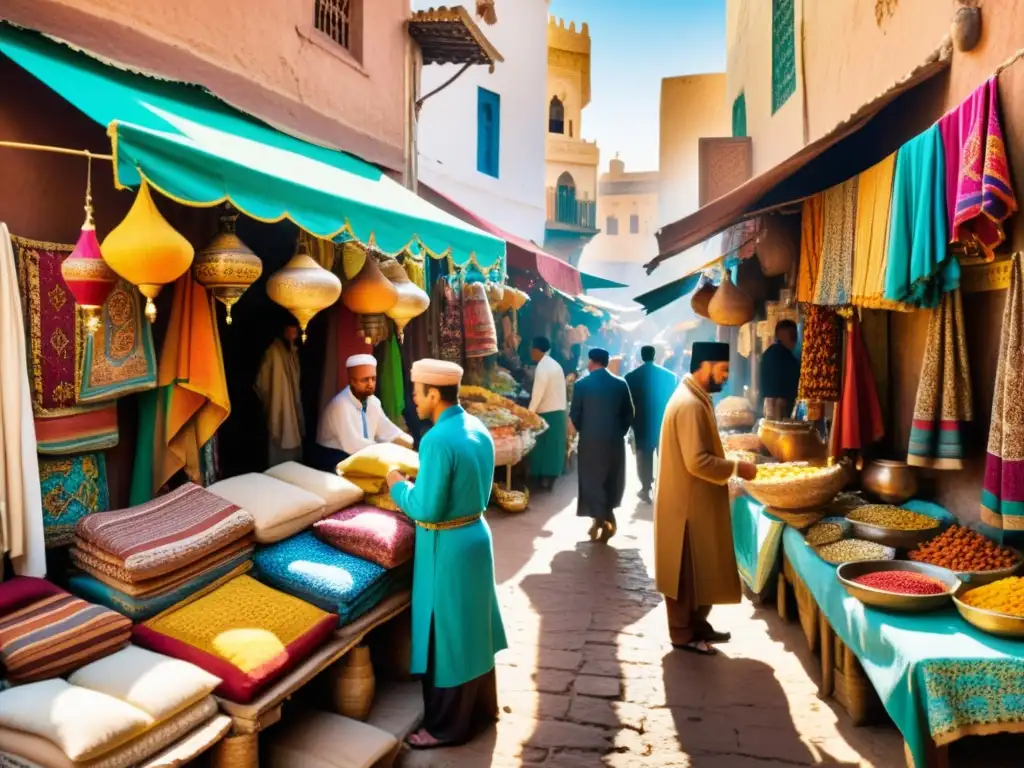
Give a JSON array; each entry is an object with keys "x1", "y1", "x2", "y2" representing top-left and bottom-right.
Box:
[{"x1": 546, "y1": 187, "x2": 597, "y2": 231}]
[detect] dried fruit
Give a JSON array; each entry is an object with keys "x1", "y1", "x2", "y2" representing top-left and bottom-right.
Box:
[{"x1": 909, "y1": 525, "x2": 1018, "y2": 572}]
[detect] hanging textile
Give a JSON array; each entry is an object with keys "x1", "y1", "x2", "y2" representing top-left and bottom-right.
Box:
[
  {"x1": 12, "y1": 235, "x2": 118, "y2": 454},
  {"x1": 907, "y1": 289, "x2": 972, "y2": 469},
  {"x1": 851, "y1": 154, "x2": 909, "y2": 311},
  {"x1": 884, "y1": 125, "x2": 959, "y2": 309},
  {"x1": 796, "y1": 194, "x2": 824, "y2": 303},
  {"x1": 130, "y1": 273, "x2": 230, "y2": 503},
  {"x1": 379, "y1": 334, "x2": 405, "y2": 423},
  {"x1": 939, "y1": 77, "x2": 1017, "y2": 261},
  {"x1": 797, "y1": 305, "x2": 842, "y2": 403},
  {"x1": 813, "y1": 178, "x2": 858, "y2": 306},
  {"x1": 0, "y1": 224, "x2": 46, "y2": 577},
  {"x1": 829, "y1": 317, "x2": 884, "y2": 457},
  {"x1": 77, "y1": 278, "x2": 157, "y2": 403},
  {"x1": 440, "y1": 280, "x2": 464, "y2": 363},
  {"x1": 38, "y1": 453, "x2": 109, "y2": 548},
  {"x1": 981, "y1": 253, "x2": 1024, "y2": 540},
  {"x1": 255, "y1": 338, "x2": 304, "y2": 467},
  {"x1": 462, "y1": 281, "x2": 498, "y2": 358}
]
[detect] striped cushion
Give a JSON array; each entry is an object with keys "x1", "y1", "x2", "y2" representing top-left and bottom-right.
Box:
[{"x1": 0, "y1": 593, "x2": 131, "y2": 683}]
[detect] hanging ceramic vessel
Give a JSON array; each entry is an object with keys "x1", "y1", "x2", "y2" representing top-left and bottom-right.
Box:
[
  {"x1": 380, "y1": 259, "x2": 429, "y2": 341},
  {"x1": 61, "y1": 174, "x2": 116, "y2": 333},
  {"x1": 342, "y1": 246, "x2": 398, "y2": 315},
  {"x1": 193, "y1": 206, "x2": 263, "y2": 325},
  {"x1": 708, "y1": 273, "x2": 755, "y2": 326},
  {"x1": 690, "y1": 274, "x2": 717, "y2": 319},
  {"x1": 267, "y1": 239, "x2": 342, "y2": 342},
  {"x1": 358, "y1": 313, "x2": 390, "y2": 346},
  {"x1": 101, "y1": 180, "x2": 194, "y2": 323}
]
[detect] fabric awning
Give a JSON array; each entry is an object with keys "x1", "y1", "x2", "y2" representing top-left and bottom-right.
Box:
[
  {"x1": 634, "y1": 273, "x2": 701, "y2": 314},
  {"x1": 648, "y1": 41, "x2": 952, "y2": 273},
  {"x1": 0, "y1": 23, "x2": 505, "y2": 270},
  {"x1": 580, "y1": 272, "x2": 629, "y2": 291}
]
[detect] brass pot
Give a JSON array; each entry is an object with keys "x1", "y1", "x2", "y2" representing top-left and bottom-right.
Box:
[
  {"x1": 861, "y1": 459, "x2": 918, "y2": 504},
  {"x1": 756, "y1": 419, "x2": 827, "y2": 463}
]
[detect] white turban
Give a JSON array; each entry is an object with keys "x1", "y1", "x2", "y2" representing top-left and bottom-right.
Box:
[
  {"x1": 410, "y1": 359, "x2": 463, "y2": 387},
  {"x1": 346, "y1": 354, "x2": 377, "y2": 369}
]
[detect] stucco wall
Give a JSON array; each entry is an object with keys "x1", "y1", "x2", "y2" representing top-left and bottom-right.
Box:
[
  {"x1": 658, "y1": 73, "x2": 729, "y2": 227},
  {"x1": 415, "y1": 0, "x2": 548, "y2": 243}
]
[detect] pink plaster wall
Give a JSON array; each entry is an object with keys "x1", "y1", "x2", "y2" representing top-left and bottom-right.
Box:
[{"x1": 0, "y1": 0, "x2": 408, "y2": 168}]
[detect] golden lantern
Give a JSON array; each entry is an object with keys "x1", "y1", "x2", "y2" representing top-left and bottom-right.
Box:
[
  {"x1": 101, "y1": 180, "x2": 194, "y2": 323},
  {"x1": 380, "y1": 259, "x2": 429, "y2": 341},
  {"x1": 359, "y1": 313, "x2": 391, "y2": 346},
  {"x1": 341, "y1": 245, "x2": 398, "y2": 315},
  {"x1": 267, "y1": 239, "x2": 342, "y2": 342},
  {"x1": 193, "y1": 206, "x2": 263, "y2": 325}
]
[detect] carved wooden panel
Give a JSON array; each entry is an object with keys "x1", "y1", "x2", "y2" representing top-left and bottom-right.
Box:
[{"x1": 698, "y1": 137, "x2": 753, "y2": 207}]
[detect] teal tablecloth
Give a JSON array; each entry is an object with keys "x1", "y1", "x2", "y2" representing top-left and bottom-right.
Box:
[
  {"x1": 731, "y1": 495, "x2": 785, "y2": 595},
  {"x1": 783, "y1": 500, "x2": 1024, "y2": 765}
]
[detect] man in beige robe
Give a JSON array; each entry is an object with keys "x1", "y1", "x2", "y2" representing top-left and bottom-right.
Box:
[
  {"x1": 255, "y1": 323, "x2": 305, "y2": 468},
  {"x1": 654, "y1": 342, "x2": 757, "y2": 656}
]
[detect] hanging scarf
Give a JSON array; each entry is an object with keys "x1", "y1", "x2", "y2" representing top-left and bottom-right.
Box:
[
  {"x1": 851, "y1": 154, "x2": 910, "y2": 311},
  {"x1": 796, "y1": 194, "x2": 824, "y2": 303},
  {"x1": 813, "y1": 178, "x2": 858, "y2": 306},
  {"x1": 379, "y1": 334, "x2": 405, "y2": 423},
  {"x1": 907, "y1": 289, "x2": 972, "y2": 469},
  {"x1": 829, "y1": 317, "x2": 884, "y2": 457}
]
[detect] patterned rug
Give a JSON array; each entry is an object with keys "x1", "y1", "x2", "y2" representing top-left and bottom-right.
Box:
[{"x1": 38, "y1": 453, "x2": 109, "y2": 548}]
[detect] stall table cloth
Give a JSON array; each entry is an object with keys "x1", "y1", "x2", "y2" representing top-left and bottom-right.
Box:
[{"x1": 730, "y1": 495, "x2": 784, "y2": 595}]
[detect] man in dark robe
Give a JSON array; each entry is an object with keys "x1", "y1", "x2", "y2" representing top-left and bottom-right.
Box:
[
  {"x1": 570, "y1": 348, "x2": 634, "y2": 543},
  {"x1": 760, "y1": 319, "x2": 800, "y2": 419},
  {"x1": 625, "y1": 345, "x2": 678, "y2": 503}
]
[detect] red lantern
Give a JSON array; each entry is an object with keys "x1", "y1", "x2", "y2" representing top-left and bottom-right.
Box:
[{"x1": 61, "y1": 164, "x2": 117, "y2": 333}]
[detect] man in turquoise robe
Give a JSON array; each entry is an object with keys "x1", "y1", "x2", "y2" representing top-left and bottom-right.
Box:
[{"x1": 387, "y1": 359, "x2": 507, "y2": 749}]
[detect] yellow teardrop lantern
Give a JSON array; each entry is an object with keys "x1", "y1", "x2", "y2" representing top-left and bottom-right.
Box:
[
  {"x1": 193, "y1": 207, "x2": 263, "y2": 325},
  {"x1": 101, "y1": 180, "x2": 194, "y2": 323},
  {"x1": 380, "y1": 259, "x2": 429, "y2": 341},
  {"x1": 266, "y1": 239, "x2": 342, "y2": 342}
]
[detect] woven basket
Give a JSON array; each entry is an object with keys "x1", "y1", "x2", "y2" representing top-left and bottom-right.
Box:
[
  {"x1": 331, "y1": 645, "x2": 375, "y2": 721},
  {"x1": 493, "y1": 484, "x2": 529, "y2": 512},
  {"x1": 786, "y1": 562, "x2": 819, "y2": 652},
  {"x1": 764, "y1": 505, "x2": 826, "y2": 530},
  {"x1": 743, "y1": 464, "x2": 847, "y2": 510}
]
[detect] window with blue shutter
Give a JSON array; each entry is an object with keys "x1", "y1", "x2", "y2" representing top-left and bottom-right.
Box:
[
  {"x1": 771, "y1": 0, "x2": 796, "y2": 114},
  {"x1": 477, "y1": 87, "x2": 500, "y2": 178}
]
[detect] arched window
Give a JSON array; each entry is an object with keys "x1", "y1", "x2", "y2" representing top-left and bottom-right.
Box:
[
  {"x1": 549, "y1": 97, "x2": 565, "y2": 134},
  {"x1": 555, "y1": 172, "x2": 577, "y2": 224}
]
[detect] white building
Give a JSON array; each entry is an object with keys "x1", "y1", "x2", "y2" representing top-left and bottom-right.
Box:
[{"x1": 413, "y1": 0, "x2": 549, "y2": 243}]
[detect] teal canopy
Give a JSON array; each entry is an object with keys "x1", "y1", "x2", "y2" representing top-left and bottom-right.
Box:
[
  {"x1": 0, "y1": 24, "x2": 506, "y2": 270},
  {"x1": 579, "y1": 271, "x2": 628, "y2": 291},
  {"x1": 633, "y1": 273, "x2": 700, "y2": 314}
]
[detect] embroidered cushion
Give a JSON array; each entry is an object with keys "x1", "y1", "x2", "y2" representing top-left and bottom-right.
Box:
[
  {"x1": 69, "y1": 646, "x2": 220, "y2": 722},
  {"x1": 313, "y1": 506, "x2": 414, "y2": 569},
  {"x1": 338, "y1": 444, "x2": 419, "y2": 479},
  {"x1": 207, "y1": 474, "x2": 326, "y2": 543},
  {"x1": 264, "y1": 462, "x2": 364, "y2": 513},
  {"x1": 131, "y1": 575, "x2": 336, "y2": 703}
]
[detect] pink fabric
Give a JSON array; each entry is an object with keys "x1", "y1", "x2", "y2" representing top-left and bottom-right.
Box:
[
  {"x1": 313, "y1": 505, "x2": 414, "y2": 569},
  {"x1": 0, "y1": 577, "x2": 63, "y2": 617}
]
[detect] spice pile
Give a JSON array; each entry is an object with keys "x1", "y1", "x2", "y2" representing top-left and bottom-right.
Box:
[
  {"x1": 847, "y1": 505, "x2": 940, "y2": 531},
  {"x1": 797, "y1": 305, "x2": 841, "y2": 402},
  {"x1": 805, "y1": 520, "x2": 845, "y2": 547},
  {"x1": 908, "y1": 525, "x2": 1018, "y2": 572},
  {"x1": 816, "y1": 539, "x2": 892, "y2": 564},
  {"x1": 959, "y1": 577, "x2": 1024, "y2": 618},
  {"x1": 460, "y1": 385, "x2": 548, "y2": 465},
  {"x1": 851, "y1": 571, "x2": 948, "y2": 596}
]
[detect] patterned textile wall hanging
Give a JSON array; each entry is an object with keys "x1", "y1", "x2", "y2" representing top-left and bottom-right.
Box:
[
  {"x1": 12, "y1": 236, "x2": 118, "y2": 454},
  {"x1": 38, "y1": 453, "x2": 110, "y2": 548}
]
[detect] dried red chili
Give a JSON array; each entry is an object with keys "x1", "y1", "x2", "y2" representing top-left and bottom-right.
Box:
[{"x1": 851, "y1": 571, "x2": 947, "y2": 595}]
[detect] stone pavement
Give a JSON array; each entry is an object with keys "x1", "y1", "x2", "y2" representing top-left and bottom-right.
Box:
[{"x1": 398, "y1": 467, "x2": 1012, "y2": 768}]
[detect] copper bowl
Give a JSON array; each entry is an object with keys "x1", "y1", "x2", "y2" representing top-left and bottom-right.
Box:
[
  {"x1": 837, "y1": 561, "x2": 960, "y2": 613},
  {"x1": 861, "y1": 460, "x2": 918, "y2": 505}
]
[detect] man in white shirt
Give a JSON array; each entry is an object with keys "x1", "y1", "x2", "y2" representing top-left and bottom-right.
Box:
[
  {"x1": 313, "y1": 354, "x2": 413, "y2": 472},
  {"x1": 528, "y1": 337, "x2": 568, "y2": 491}
]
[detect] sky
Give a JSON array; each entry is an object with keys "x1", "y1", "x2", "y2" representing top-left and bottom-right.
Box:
[{"x1": 547, "y1": 0, "x2": 726, "y2": 173}]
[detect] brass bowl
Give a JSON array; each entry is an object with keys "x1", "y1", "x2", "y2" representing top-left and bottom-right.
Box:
[
  {"x1": 847, "y1": 518, "x2": 946, "y2": 551},
  {"x1": 953, "y1": 592, "x2": 1024, "y2": 638},
  {"x1": 861, "y1": 459, "x2": 918, "y2": 504},
  {"x1": 951, "y1": 549, "x2": 1024, "y2": 587},
  {"x1": 757, "y1": 419, "x2": 827, "y2": 463},
  {"x1": 837, "y1": 561, "x2": 960, "y2": 612}
]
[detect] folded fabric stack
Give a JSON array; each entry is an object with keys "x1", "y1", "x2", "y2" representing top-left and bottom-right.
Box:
[
  {"x1": 131, "y1": 574, "x2": 337, "y2": 703},
  {"x1": 0, "y1": 645, "x2": 222, "y2": 768},
  {"x1": 68, "y1": 483, "x2": 255, "y2": 621},
  {"x1": 337, "y1": 444, "x2": 418, "y2": 513},
  {"x1": 0, "y1": 577, "x2": 131, "y2": 685},
  {"x1": 255, "y1": 531, "x2": 412, "y2": 626}
]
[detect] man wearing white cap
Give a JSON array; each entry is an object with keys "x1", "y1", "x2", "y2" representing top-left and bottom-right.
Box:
[
  {"x1": 386, "y1": 359, "x2": 507, "y2": 749},
  {"x1": 313, "y1": 354, "x2": 412, "y2": 472}
]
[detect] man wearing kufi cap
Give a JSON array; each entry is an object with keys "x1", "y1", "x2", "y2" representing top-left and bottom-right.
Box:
[
  {"x1": 385, "y1": 359, "x2": 507, "y2": 749},
  {"x1": 313, "y1": 354, "x2": 412, "y2": 471},
  {"x1": 654, "y1": 341, "x2": 757, "y2": 656}
]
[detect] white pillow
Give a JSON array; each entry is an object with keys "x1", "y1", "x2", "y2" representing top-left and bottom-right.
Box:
[
  {"x1": 0, "y1": 680, "x2": 152, "y2": 762},
  {"x1": 207, "y1": 474, "x2": 326, "y2": 542},
  {"x1": 264, "y1": 462, "x2": 364, "y2": 514},
  {"x1": 263, "y1": 711, "x2": 397, "y2": 768},
  {"x1": 69, "y1": 646, "x2": 221, "y2": 722}
]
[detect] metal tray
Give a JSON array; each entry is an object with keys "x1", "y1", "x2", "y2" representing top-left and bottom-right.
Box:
[{"x1": 837, "y1": 561, "x2": 960, "y2": 613}]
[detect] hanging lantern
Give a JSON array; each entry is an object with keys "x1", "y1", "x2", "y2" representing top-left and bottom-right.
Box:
[
  {"x1": 193, "y1": 206, "x2": 263, "y2": 325},
  {"x1": 101, "y1": 180, "x2": 194, "y2": 323},
  {"x1": 267, "y1": 239, "x2": 342, "y2": 342},
  {"x1": 380, "y1": 259, "x2": 429, "y2": 341},
  {"x1": 358, "y1": 313, "x2": 391, "y2": 346},
  {"x1": 61, "y1": 164, "x2": 117, "y2": 333},
  {"x1": 341, "y1": 244, "x2": 398, "y2": 315}
]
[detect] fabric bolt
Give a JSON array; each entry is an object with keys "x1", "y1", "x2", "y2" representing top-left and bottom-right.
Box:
[
  {"x1": 830, "y1": 317, "x2": 885, "y2": 456},
  {"x1": 313, "y1": 505, "x2": 415, "y2": 569},
  {"x1": 12, "y1": 235, "x2": 119, "y2": 455},
  {"x1": 77, "y1": 279, "x2": 157, "y2": 404},
  {"x1": 254, "y1": 338, "x2": 304, "y2": 468},
  {"x1": 908, "y1": 290, "x2": 973, "y2": 469},
  {"x1": 981, "y1": 252, "x2": 1024, "y2": 541},
  {"x1": 813, "y1": 178, "x2": 858, "y2": 306},
  {"x1": 530, "y1": 410, "x2": 567, "y2": 479},
  {"x1": 75, "y1": 482, "x2": 253, "y2": 580},
  {"x1": 796, "y1": 194, "x2": 824, "y2": 304},
  {"x1": 852, "y1": 154, "x2": 910, "y2": 310},
  {"x1": 130, "y1": 273, "x2": 230, "y2": 504},
  {"x1": 939, "y1": 77, "x2": 1018, "y2": 260},
  {"x1": 730, "y1": 495, "x2": 784, "y2": 595},
  {"x1": 0, "y1": 590, "x2": 131, "y2": 683},
  {"x1": 132, "y1": 574, "x2": 337, "y2": 703},
  {"x1": 884, "y1": 125, "x2": 959, "y2": 308},
  {"x1": 0, "y1": 226, "x2": 46, "y2": 577},
  {"x1": 38, "y1": 453, "x2": 109, "y2": 548}
]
